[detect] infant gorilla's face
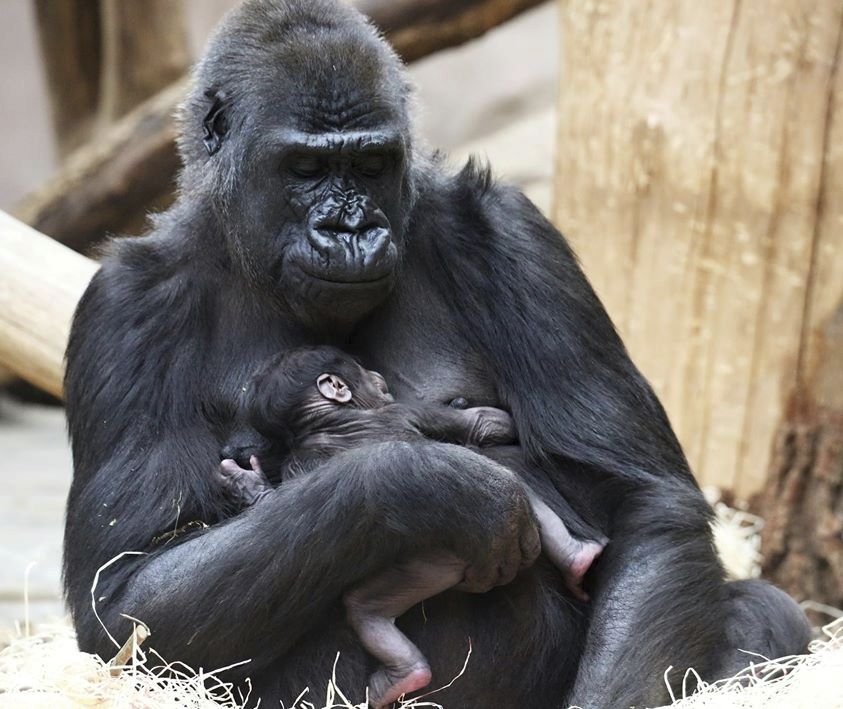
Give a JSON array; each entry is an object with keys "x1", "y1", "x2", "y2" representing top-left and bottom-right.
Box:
[{"x1": 357, "y1": 368, "x2": 394, "y2": 407}]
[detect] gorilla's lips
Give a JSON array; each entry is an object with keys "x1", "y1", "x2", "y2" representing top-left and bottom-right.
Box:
[
  {"x1": 301, "y1": 269, "x2": 394, "y2": 286},
  {"x1": 298, "y1": 236, "x2": 399, "y2": 287}
]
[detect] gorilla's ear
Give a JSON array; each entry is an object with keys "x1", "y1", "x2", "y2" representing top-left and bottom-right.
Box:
[
  {"x1": 317, "y1": 374, "x2": 353, "y2": 404},
  {"x1": 202, "y1": 89, "x2": 229, "y2": 156}
]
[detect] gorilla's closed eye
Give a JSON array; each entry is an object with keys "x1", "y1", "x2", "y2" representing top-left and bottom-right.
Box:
[
  {"x1": 354, "y1": 154, "x2": 388, "y2": 178},
  {"x1": 287, "y1": 153, "x2": 324, "y2": 178}
]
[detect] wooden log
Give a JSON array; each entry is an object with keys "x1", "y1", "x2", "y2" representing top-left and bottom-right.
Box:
[
  {"x1": 15, "y1": 0, "x2": 549, "y2": 254},
  {"x1": 553, "y1": 0, "x2": 843, "y2": 498},
  {"x1": 356, "y1": 0, "x2": 547, "y2": 62},
  {"x1": 0, "y1": 212, "x2": 99, "y2": 398}
]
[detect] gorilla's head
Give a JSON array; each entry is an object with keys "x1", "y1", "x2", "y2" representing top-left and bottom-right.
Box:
[{"x1": 179, "y1": 0, "x2": 416, "y2": 332}]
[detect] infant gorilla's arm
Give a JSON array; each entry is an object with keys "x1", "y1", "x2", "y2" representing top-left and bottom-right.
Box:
[{"x1": 392, "y1": 403, "x2": 517, "y2": 446}]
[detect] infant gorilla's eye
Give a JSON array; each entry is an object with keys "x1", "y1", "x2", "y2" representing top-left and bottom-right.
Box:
[
  {"x1": 354, "y1": 154, "x2": 388, "y2": 178},
  {"x1": 287, "y1": 153, "x2": 323, "y2": 178}
]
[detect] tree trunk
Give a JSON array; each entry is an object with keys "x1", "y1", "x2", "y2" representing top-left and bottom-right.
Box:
[
  {"x1": 98, "y1": 0, "x2": 189, "y2": 122},
  {"x1": 33, "y1": 0, "x2": 102, "y2": 156},
  {"x1": 758, "y1": 300, "x2": 843, "y2": 610},
  {"x1": 554, "y1": 0, "x2": 843, "y2": 498},
  {"x1": 32, "y1": 0, "x2": 189, "y2": 157},
  {"x1": 14, "y1": 81, "x2": 188, "y2": 254}
]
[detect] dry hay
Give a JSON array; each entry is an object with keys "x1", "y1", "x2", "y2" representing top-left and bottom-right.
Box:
[
  {"x1": 1, "y1": 502, "x2": 841, "y2": 708},
  {"x1": 0, "y1": 619, "x2": 463, "y2": 709},
  {"x1": 651, "y1": 618, "x2": 843, "y2": 709}
]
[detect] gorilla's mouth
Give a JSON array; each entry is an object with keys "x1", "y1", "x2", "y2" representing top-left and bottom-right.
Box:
[{"x1": 302, "y1": 270, "x2": 394, "y2": 286}]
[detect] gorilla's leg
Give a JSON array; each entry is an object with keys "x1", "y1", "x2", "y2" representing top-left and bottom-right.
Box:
[{"x1": 717, "y1": 579, "x2": 811, "y2": 675}]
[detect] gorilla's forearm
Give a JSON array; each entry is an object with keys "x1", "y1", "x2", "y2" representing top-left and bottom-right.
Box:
[{"x1": 75, "y1": 441, "x2": 538, "y2": 671}]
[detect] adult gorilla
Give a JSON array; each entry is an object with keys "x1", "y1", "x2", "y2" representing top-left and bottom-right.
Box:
[{"x1": 63, "y1": 1, "x2": 809, "y2": 706}]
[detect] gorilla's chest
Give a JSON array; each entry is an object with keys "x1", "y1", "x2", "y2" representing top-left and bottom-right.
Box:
[{"x1": 351, "y1": 287, "x2": 499, "y2": 408}]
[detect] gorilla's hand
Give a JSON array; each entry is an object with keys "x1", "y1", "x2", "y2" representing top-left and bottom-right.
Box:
[
  {"x1": 463, "y1": 407, "x2": 517, "y2": 447},
  {"x1": 366, "y1": 442, "x2": 539, "y2": 592}
]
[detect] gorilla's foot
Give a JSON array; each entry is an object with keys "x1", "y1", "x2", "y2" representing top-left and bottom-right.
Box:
[{"x1": 368, "y1": 663, "x2": 432, "y2": 708}]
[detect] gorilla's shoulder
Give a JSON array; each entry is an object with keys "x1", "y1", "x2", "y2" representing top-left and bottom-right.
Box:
[
  {"x1": 410, "y1": 154, "x2": 548, "y2": 251},
  {"x1": 78, "y1": 230, "x2": 215, "y2": 335}
]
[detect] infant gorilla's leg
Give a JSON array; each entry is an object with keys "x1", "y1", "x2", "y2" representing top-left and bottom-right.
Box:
[
  {"x1": 344, "y1": 551, "x2": 466, "y2": 708},
  {"x1": 527, "y1": 492, "x2": 604, "y2": 601},
  {"x1": 217, "y1": 456, "x2": 273, "y2": 507}
]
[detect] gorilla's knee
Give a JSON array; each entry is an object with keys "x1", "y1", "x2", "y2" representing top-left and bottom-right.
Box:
[{"x1": 721, "y1": 579, "x2": 810, "y2": 674}]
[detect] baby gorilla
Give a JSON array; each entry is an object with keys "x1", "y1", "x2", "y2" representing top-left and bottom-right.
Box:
[{"x1": 218, "y1": 346, "x2": 604, "y2": 707}]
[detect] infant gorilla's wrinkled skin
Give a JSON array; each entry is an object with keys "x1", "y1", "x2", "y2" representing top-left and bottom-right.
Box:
[
  {"x1": 62, "y1": 1, "x2": 811, "y2": 706},
  {"x1": 217, "y1": 346, "x2": 604, "y2": 707}
]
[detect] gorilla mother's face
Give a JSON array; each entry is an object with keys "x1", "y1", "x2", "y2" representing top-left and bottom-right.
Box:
[{"x1": 221, "y1": 78, "x2": 410, "y2": 332}]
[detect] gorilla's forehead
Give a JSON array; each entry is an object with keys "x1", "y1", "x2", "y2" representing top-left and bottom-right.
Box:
[{"x1": 256, "y1": 85, "x2": 404, "y2": 134}]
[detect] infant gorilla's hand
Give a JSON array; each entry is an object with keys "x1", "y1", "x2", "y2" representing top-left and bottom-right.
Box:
[
  {"x1": 217, "y1": 456, "x2": 273, "y2": 507},
  {"x1": 464, "y1": 407, "x2": 517, "y2": 446}
]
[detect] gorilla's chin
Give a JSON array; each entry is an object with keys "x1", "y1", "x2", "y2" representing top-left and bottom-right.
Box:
[{"x1": 282, "y1": 261, "x2": 397, "y2": 332}]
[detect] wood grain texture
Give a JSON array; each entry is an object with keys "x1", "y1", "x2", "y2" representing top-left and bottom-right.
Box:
[
  {"x1": 0, "y1": 212, "x2": 99, "y2": 398},
  {"x1": 553, "y1": 0, "x2": 843, "y2": 497}
]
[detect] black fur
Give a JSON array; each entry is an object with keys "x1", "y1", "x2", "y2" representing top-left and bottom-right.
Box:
[{"x1": 63, "y1": 1, "x2": 810, "y2": 707}]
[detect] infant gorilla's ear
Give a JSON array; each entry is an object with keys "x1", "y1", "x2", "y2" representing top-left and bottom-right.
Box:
[{"x1": 317, "y1": 373, "x2": 353, "y2": 403}]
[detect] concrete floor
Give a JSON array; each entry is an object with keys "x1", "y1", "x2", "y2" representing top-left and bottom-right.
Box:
[{"x1": 0, "y1": 2, "x2": 560, "y2": 628}]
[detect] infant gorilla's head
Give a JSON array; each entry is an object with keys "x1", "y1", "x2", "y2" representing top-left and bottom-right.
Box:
[{"x1": 247, "y1": 346, "x2": 394, "y2": 439}]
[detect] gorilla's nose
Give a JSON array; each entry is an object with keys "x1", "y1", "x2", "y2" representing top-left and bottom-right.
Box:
[{"x1": 309, "y1": 208, "x2": 393, "y2": 270}]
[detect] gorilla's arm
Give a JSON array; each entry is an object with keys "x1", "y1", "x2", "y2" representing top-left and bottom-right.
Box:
[
  {"x1": 63, "y1": 253, "x2": 539, "y2": 671},
  {"x1": 425, "y1": 165, "x2": 727, "y2": 706}
]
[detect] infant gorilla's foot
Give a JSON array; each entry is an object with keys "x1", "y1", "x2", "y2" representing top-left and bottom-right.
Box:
[
  {"x1": 368, "y1": 663, "x2": 432, "y2": 708},
  {"x1": 563, "y1": 540, "x2": 605, "y2": 601}
]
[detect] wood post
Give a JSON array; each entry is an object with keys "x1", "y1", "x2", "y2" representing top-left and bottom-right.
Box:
[
  {"x1": 0, "y1": 212, "x2": 98, "y2": 398},
  {"x1": 554, "y1": 0, "x2": 843, "y2": 497}
]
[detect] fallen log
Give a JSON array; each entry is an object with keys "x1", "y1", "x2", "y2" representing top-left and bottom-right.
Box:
[
  {"x1": 0, "y1": 211, "x2": 99, "y2": 398},
  {"x1": 14, "y1": 0, "x2": 548, "y2": 254}
]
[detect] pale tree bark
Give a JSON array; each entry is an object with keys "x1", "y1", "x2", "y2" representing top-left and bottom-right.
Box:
[{"x1": 554, "y1": 0, "x2": 843, "y2": 499}]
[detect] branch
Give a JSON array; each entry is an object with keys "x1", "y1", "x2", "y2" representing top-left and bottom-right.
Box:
[
  {"x1": 16, "y1": 0, "x2": 549, "y2": 253},
  {"x1": 358, "y1": 0, "x2": 547, "y2": 62}
]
